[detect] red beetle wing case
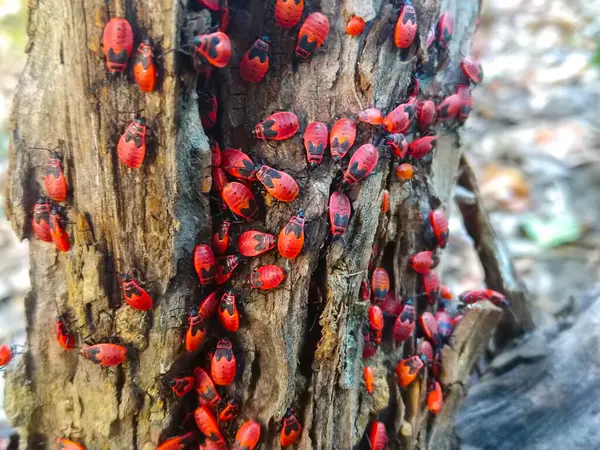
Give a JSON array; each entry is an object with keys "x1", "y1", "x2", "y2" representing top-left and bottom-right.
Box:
[
  {"x1": 275, "y1": 0, "x2": 304, "y2": 28},
  {"x1": 240, "y1": 37, "x2": 270, "y2": 83},
  {"x1": 102, "y1": 18, "x2": 134, "y2": 73},
  {"x1": 296, "y1": 12, "x2": 330, "y2": 59}
]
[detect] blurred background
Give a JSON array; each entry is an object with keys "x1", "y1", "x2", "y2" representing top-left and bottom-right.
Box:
[
  {"x1": 1, "y1": 0, "x2": 600, "y2": 447},
  {"x1": 0, "y1": 0, "x2": 29, "y2": 446}
]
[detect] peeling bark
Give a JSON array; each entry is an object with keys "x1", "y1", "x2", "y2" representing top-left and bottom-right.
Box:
[{"x1": 6, "y1": 0, "x2": 484, "y2": 449}]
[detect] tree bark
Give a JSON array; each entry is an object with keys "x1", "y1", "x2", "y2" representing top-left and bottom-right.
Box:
[{"x1": 6, "y1": 0, "x2": 484, "y2": 449}]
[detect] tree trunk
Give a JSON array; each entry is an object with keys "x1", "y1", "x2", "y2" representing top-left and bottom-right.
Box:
[{"x1": 5, "y1": 0, "x2": 487, "y2": 449}]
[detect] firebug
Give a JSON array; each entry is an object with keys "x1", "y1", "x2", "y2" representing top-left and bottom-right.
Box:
[
  {"x1": 169, "y1": 376, "x2": 195, "y2": 397},
  {"x1": 238, "y1": 230, "x2": 276, "y2": 257},
  {"x1": 419, "y1": 311, "x2": 438, "y2": 341},
  {"x1": 221, "y1": 182, "x2": 259, "y2": 221},
  {"x1": 437, "y1": 94, "x2": 461, "y2": 122},
  {"x1": 363, "y1": 366, "x2": 375, "y2": 394},
  {"x1": 369, "y1": 421, "x2": 388, "y2": 450},
  {"x1": 121, "y1": 274, "x2": 153, "y2": 311},
  {"x1": 249, "y1": 265, "x2": 286, "y2": 290},
  {"x1": 218, "y1": 290, "x2": 239, "y2": 332},
  {"x1": 330, "y1": 118, "x2": 356, "y2": 161},
  {"x1": 303, "y1": 121, "x2": 328, "y2": 166},
  {"x1": 199, "y1": 291, "x2": 219, "y2": 319},
  {"x1": 193, "y1": 244, "x2": 216, "y2": 285},
  {"x1": 329, "y1": 190, "x2": 351, "y2": 236},
  {"x1": 212, "y1": 221, "x2": 231, "y2": 255},
  {"x1": 368, "y1": 305, "x2": 384, "y2": 345},
  {"x1": 81, "y1": 343, "x2": 127, "y2": 367},
  {"x1": 56, "y1": 438, "x2": 86, "y2": 450},
  {"x1": 194, "y1": 367, "x2": 223, "y2": 409},
  {"x1": 255, "y1": 165, "x2": 300, "y2": 202},
  {"x1": 278, "y1": 211, "x2": 305, "y2": 259},
  {"x1": 394, "y1": 0, "x2": 417, "y2": 49},
  {"x1": 346, "y1": 16, "x2": 367, "y2": 36},
  {"x1": 275, "y1": 0, "x2": 304, "y2": 28},
  {"x1": 422, "y1": 270, "x2": 440, "y2": 304},
  {"x1": 133, "y1": 37, "x2": 157, "y2": 92},
  {"x1": 0, "y1": 344, "x2": 15, "y2": 369},
  {"x1": 408, "y1": 136, "x2": 436, "y2": 159},
  {"x1": 437, "y1": 12, "x2": 454, "y2": 49},
  {"x1": 118, "y1": 118, "x2": 147, "y2": 169},
  {"x1": 235, "y1": 420, "x2": 261, "y2": 450},
  {"x1": 43, "y1": 152, "x2": 67, "y2": 202},
  {"x1": 219, "y1": 395, "x2": 240, "y2": 422},
  {"x1": 193, "y1": 32, "x2": 232, "y2": 68},
  {"x1": 396, "y1": 354, "x2": 426, "y2": 386},
  {"x1": 211, "y1": 339, "x2": 236, "y2": 386},
  {"x1": 296, "y1": 12, "x2": 330, "y2": 60},
  {"x1": 221, "y1": 148, "x2": 256, "y2": 180},
  {"x1": 426, "y1": 209, "x2": 449, "y2": 248},
  {"x1": 417, "y1": 100, "x2": 437, "y2": 131},
  {"x1": 253, "y1": 112, "x2": 299, "y2": 141},
  {"x1": 371, "y1": 267, "x2": 390, "y2": 303},
  {"x1": 185, "y1": 307, "x2": 207, "y2": 352},
  {"x1": 215, "y1": 255, "x2": 240, "y2": 285},
  {"x1": 280, "y1": 408, "x2": 302, "y2": 447},
  {"x1": 195, "y1": 405, "x2": 225, "y2": 442},
  {"x1": 32, "y1": 197, "x2": 52, "y2": 243},
  {"x1": 49, "y1": 205, "x2": 70, "y2": 252},
  {"x1": 102, "y1": 18, "x2": 134, "y2": 73},
  {"x1": 382, "y1": 103, "x2": 416, "y2": 134},
  {"x1": 240, "y1": 36, "x2": 270, "y2": 83},
  {"x1": 55, "y1": 315, "x2": 77, "y2": 350},
  {"x1": 409, "y1": 250, "x2": 437, "y2": 274},
  {"x1": 343, "y1": 143, "x2": 379, "y2": 185},
  {"x1": 461, "y1": 56, "x2": 484, "y2": 85},
  {"x1": 386, "y1": 133, "x2": 409, "y2": 159},
  {"x1": 392, "y1": 300, "x2": 415, "y2": 342},
  {"x1": 156, "y1": 432, "x2": 195, "y2": 450},
  {"x1": 381, "y1": 190, "x2": 390, "y2": 214},
  {"x1": 428, "y1": 381, "x2": 443, "y2": 414},
  {"x1": 358, "y1": 108, "x2": 383, "y2": 126}
]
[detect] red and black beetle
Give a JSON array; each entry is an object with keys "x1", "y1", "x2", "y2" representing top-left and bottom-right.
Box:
[
  {"x1": 249, "y1": 265, "x2": 286, "y2": 290},
  {"x1": 330, "y1": 118, "x2": 356, "y2": 161},
  {"x1": 303, "y1": 121, "x2": 328, "y2": 166},
  {"x1": 238, "y1": 230, "x2": 276, "y2": 257},
  {"x1": 118, "y1": 118, "x2": 148, "y2": 169},
  {"x1": 329, "y1": 190, "x2": 351, "y2": 236},
  {"x1": 133, "y1": 37, "x2": 157, "y2": 92},
  {"x1": 278, "y1": 210, "x2": 305, "y2": 259},
  {"x1": 275, "y1": 0, "x2": 304, "y2": 28},
  {"x1": 102, "y1": 18, "x2": 134, "y2": 73},
  {"x1": 211, "y1": 338, "x2": 236, "y2": 386},
  {"x1": 253, "y1": 112, "x2": 299, "y2": 141},
  {"x1": 280, "y1": 408, "x2": 303, "y2": 447},
  {"x1": 240, "y1": 36, "x2": 270, "y2": 83},
  {"x1": 192, "y1": 32, "x2": 232, "y2": 68},
  {"x1": 121, "y1": 273, "x2": 153, "y2": 311},
  {"x1": 255, "y1": 165, "x2": 300, "y2": 202},
  {"x1": 343, "y1": 144, "x2": 379, "y2": 185},
  {"x1": 32, "y1": 197, "x2": 52, "y2": 243},
  {"x1": 43, "y1": 152, "x2": 67, "y2": 202},
  {"x1": 394, "y1": 0, "x2": 417, "y2": 49},
  {"x1": 296, "y1": 12, "x2": 330, "y2": 60},
  {"x1": 49, "y1": 205, "x2": 70, "y2": 252}
]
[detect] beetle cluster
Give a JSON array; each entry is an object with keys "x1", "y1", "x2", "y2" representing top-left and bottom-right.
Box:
[{"x1": 5, "y1": 0, "x2": 498, "y2": 448}]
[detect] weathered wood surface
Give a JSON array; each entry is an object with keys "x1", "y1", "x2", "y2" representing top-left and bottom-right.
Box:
[
  {"x1": 6, "y1": 0, "x2": 483, "y2": 449},
  {"x1": 457, "y1": 294, "x2": 600, "y2": 450}
]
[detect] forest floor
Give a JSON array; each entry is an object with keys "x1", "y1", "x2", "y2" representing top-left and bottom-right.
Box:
[{"x1": 1, "y1": 0, "x2": 600, "y2": 447}]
